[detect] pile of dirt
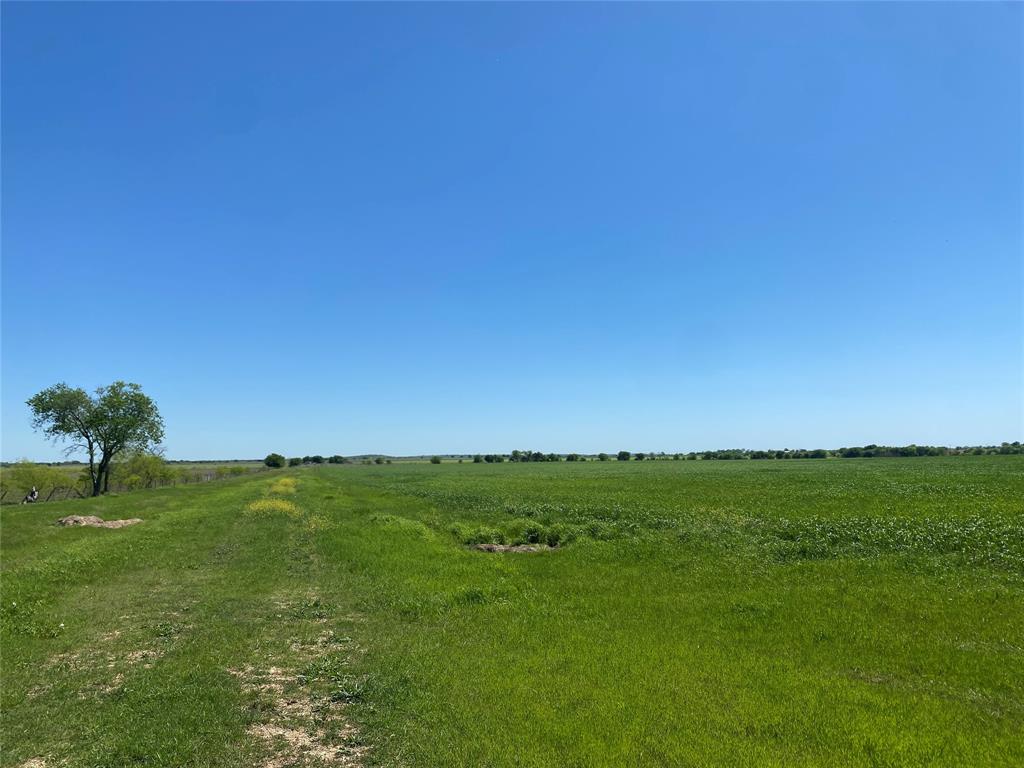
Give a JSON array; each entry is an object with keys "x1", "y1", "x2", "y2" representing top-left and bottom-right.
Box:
[
  {"x1": 474, "y1": 542, "x2": 550, "y2": 553},
  {"x1": 56, "y1": 515, "x2": 142, "y2": 529}
]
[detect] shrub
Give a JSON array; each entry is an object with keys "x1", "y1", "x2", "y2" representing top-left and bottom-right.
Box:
[
  {"x1": 374, "y1": 457, "x2": 384, "y2": 465},
  {"x1": 450, "y1": 523, "x2": 504, "y2": 545},
  {"x1": 1, "y1": 461, "x2": 72, "y2": 499},
  {"x1": 122, "y1": 474, "x2": 144, "y2": 491},
  {"x1": 617, "y1": 451, "x2": 631, "y2": 461},
  {"x1": 288, "y1": 457, "x2": 302, "y2": 467},
  {"x1": 545, "y1": 524, "x2": 579, "y2": 548},
  {"x1": 473, "y1": 455, "x2": 483, "y2": 463},
  {"x1": 110, "y1": 453, "x2": 177, "y2": 489},
  {"x1": 597, "y1": 453, "x2": 609, "y2": 462},
  {"x1": 430, "y1": 456, "x2": 442, "y2": 464},
  {"x1": 264, "y1": 453, "x2": 287, "y2": 468}
]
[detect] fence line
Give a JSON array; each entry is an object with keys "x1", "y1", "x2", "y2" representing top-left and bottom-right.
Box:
[{"x1": 1, "y1": 466, "x2": 270, "y2": 505}]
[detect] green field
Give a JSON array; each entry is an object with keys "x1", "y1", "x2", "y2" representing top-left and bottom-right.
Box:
[{"x1": 2, "y1": 457, "x2": 1022, "y2": 767}]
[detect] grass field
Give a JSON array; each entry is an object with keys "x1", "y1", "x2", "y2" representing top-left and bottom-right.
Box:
[{"x1": 2, "y1": 457, "x2": 1022, "y2": 767}]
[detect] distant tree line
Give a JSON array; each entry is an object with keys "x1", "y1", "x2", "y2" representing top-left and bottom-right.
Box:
[
  {"x1": 262, "y1": 442, "x2": 1023, "y2": 471},
  {"x1": 266, "y1": 454, "x2": 355, "y2": 468},
  {"x1": 509, "y1": 450, "x2": 568, "y2": 463},
  {"x1": 681, "y1": 443, "x2": 1023, "y2": 460},
  {"x1": 450, "y1": 443, "x2": 1023, "y2": 463}
]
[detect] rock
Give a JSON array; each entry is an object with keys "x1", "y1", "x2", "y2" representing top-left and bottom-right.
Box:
[
  {"x1": 56, "y1": 515, "x2": 142, "y2": 529},
  {"x1": 473, "y1": 543, "x2": 548, "y2": 553}
]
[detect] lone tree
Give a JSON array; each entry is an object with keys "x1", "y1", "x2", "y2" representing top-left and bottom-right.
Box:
[
  {"x1": 27, "y1": 381, "x2": 164, "y2": 497},
  {"x1": 264, "y1": 453, "x2": 286, "y2": 468}
]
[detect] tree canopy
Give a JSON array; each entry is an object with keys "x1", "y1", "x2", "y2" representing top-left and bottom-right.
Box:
[
  {"x1": 264, "y1": 453, "x2": 287, "y2": 468},
  {"x1": 27, "y1": 381, "x2": 164, "y2": 496}
]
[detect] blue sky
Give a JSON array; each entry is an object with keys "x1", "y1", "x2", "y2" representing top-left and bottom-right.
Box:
[{"x1": 2, "y1": 2, "x2": 1021, "y2": 460}]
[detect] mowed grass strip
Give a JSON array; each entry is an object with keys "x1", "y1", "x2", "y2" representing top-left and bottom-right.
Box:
[{"x1": 2, "y1": 457, "x2": 1022, "y2": 767}]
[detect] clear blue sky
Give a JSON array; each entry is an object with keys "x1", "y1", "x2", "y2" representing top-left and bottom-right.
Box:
[{"x1": 2, "y1": 2, "x2": 1021, "y2": 460}]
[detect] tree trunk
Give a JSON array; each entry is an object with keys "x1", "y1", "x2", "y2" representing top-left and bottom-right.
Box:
[
  {"x1": 88, "y1": 443, "x2": 101, "y2": 497},
  {"x1": 94, "y1": 455, "x2": 110, "y2": 496}
]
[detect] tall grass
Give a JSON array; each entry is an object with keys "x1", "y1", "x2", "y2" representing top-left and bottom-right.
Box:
[{"x1": 2, "y1": 458, "x2": 1021, "y2": 767}]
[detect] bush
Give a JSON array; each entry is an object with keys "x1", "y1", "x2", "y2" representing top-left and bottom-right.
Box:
[
  {"x1": 264, "y1": 453, "x2": 287, "y2": 468},
  {"x1": 112, "y1": 453, "x2": 177, "y2": 488},
  {"x1": 473, "y1": 455, "x2": 483, "y2": 463},
  {"x1": 597, "y1": 453, "x2": 609, "y2": 462},
  {"x1": 455, "y1": 524, "x2": 504, "y2": 546},
  {"x1": 288, "y1": 457, "x2": 302, "y2": 467},
  {"x1": 617, "y1": 451, "x2": 631, "y2": 461},
  {"x1": 545, "y1": 523, "x2": 579, "y2": 548},
  {"x1": 2, "y1": 460, "x2": 69, "y2": 499},
  {"x1": 430, "y1": 456, "x2": 442, "y2": 464},
  {"x1": 374, "y1": 457, "x2": 384, "y2": 465}
]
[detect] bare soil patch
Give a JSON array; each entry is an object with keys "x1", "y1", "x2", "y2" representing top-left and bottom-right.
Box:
[
  {"x1": 474, "y1": 542, "x2": 552, "y2": 553},
  {"x1": 248, "y1": 722, "x2": 361, "y2": 768},
  {"x1": 56, "y1": 515, "x2": 142, "y2": 529},
  {"x1": 237, "y1": 595, "x2": 366, "y2": 767}
]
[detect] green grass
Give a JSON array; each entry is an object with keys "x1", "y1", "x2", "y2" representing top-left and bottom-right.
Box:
[{"x1": 2, "y1": 457, "x2": 1022, "y2": 767}]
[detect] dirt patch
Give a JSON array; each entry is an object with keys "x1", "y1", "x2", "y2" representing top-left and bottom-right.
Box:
[
  {"x1": 19, "y1": 759, "x2": 48, "y2": 768},
  {"x1": 474, "y1": 542, "x2": 552, "y2": 553},
  {"x1": 237, "y1": 594, "x2": 366, "y2": 767},
  {"x1": 56, "y1": 515, "x2": 142, "y2": 529},
  {"x1": 248, "y1": 723, "x2": 361, "y2": 768},
  {"x1": 229, "y1": 665, "x2": 295, "y2": 697},
  {"x1": 234, "y1": 662, "x2": 365, "y2": 767},
  {"x1": 123, "y1": 648, "x2": 162, "y2": 668}
]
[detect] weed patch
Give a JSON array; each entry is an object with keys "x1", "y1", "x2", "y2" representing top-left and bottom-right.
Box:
[
  {"x1": 246, "y1": 499, "x2": 300, "y2": 517},
  {"x1": 267, "y1": 477, "x2": 298, "y2": 495}
]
